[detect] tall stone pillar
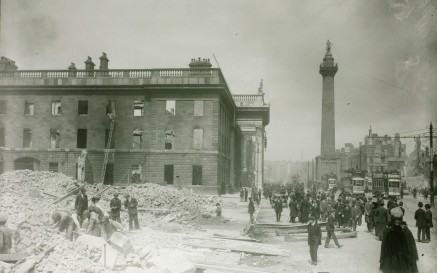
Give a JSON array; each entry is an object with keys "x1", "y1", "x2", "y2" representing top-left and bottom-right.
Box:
[
  {"x1": 255, "y1": 127, "x2": 264, "y2": 190},
  {"x1": 319, "y1": 40, "x2": 338, "y2": 156}
]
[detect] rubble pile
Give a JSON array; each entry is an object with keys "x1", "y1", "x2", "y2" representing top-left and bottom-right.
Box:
[
  {"x1": 96, "y1": 184, "x2": 223, "y2": 222},
  {"x1": 35, "y1": 239, "x2": 107, "y2": 273},
  {"x1": 0, "y1": 170, "x2": 81, "y2": 254}
]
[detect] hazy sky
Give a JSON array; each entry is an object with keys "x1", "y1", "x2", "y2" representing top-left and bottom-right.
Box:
[{"x1": 1, "y1": 0, "x2": 436, "y2": 161}]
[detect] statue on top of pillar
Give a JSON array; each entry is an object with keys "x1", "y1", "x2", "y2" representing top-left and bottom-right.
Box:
[{"x1": 326, "y1": 40, "x2": 333, "y2": 54}]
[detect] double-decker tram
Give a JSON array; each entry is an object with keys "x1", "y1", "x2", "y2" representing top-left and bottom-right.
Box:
[
  {"x1": 365, "y1": 175, "x2": 372, "y2": 192},
  {"x1": 351, "y1": 172, "x2": 365, "y2": 197},
  {"x1": 386, "y1": 172, "x2": 401, "y2": 198}
]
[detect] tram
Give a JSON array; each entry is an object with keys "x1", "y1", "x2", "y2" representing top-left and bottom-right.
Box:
[
  {"x1": 351, "y1": 172, "x2": 365, "y2": 197},
  {"x1": 386, "y1": 172, "x2": 402, "y2": 198},
  {"x1": 372, "y1": 173, "x2": 385, "y2": 198},
  {"x1": 365, "y1": 175, "x2": 372, "y2": 192}
]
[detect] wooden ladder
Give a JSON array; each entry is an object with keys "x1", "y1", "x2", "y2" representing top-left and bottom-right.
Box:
[{"x1": 100, "y1": 101, "x2": 116, "y2": 185}]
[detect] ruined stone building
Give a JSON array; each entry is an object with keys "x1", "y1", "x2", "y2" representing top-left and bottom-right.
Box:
[{"x1": 0, "y1": 55, "x2": 269, "y2": 193}]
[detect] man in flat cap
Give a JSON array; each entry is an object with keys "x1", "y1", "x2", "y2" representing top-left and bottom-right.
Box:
[
  {"x1": 414, "y1": 202, "x2": 426, "y2": 242},
  {"x1": 380, "y1": 206, "x2": 418, "y2": 273},
  {"x1": 423, "y1": 204, "x2": 433, "y2": 243}
]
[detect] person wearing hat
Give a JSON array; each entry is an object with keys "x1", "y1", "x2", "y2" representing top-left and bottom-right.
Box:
[
  {"x1": 110, "y1": 193, "x2": 122, "y2": 223},
  {"x1": 83, "y1": 209, "x2": 102, "y2": 237},
  {"x1": 74, "y1": 187, "x2": 88, "y2": 225},
  {"x1": 124, "y1": 193, "x2": 139, "y2": 230},
  {"x1": 324, "y1": 208, "x2": 342, "y2": 248},
  {"x1": 274, "y1": 196, "x2": 283, "y2": 222},
  {"x1": 0, "y1": 213, "x2": 14, "y2": 254},
  {"x1": 414, "y1": 202, "x2": 426, "y2": 242},
  {"x1": 424, "y1": 204, "x2": 433, "y2": 243},
  {"x1": 307, "y1": 215, "x2": 322, "y2": 265},
  {"x1": 379, "y1": 206, "x2": 418, "y2": 273},
  {"x1": 365, "y1": 197, "x2": 374, "y2": 232},
  {"x1": 375, "y1": 201, "x2": 388, "y2": 240},
  {"x1": 248, "y1": 197, "x2": 255, "y2": 224},
  {"x1": 51, "y1": 211, "x2": 76, "y2": 241}
]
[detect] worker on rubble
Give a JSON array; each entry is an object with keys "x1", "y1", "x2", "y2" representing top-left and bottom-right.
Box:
[
  {"x1": 51, "y1": 211, "x2": 77, "y2": 241},
  {"x1": 101, "y1": 215, "x2": 122, "y2": 240},
  {"x1": 0, "y1": 213, "x2": 14, "y2": 254},
  {"x1": 82, "y1": 209, "x2": 102, "y2": 237},
  {"x1": 110, "y1": 193, "x2": 122, "y2": 223},
  {"x1": 124, "y1": 193, "x2": 140, "y2": 230},
  {"x1": 74, "y1": 188, "x2": 88, "y2": 225}
]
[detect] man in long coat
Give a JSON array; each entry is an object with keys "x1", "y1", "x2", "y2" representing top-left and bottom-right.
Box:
[
  {"x1": 414, "y1": 202, "x2": 426, "y2": 242},
  {"x1": 365, "y1": 197, "x2": 374, "y2": 232},
  {"x1": 307, "y1": 215, "x2": 322, "y2": 265},
  {"x1": 74, "y1": 188, "x2": 88, "y2": 224},
  {"x1": 289, "y1": 198, "x2": 299, "y2": 223},
  {"x1": 300, "y1": 197, "x2": 310, "y2": 223},
  {"x1": 380, "y1": 207, "x2": 418, "y2": 273},
  {"x1": 248, "y1": 197, "x2": 255, "y2": 223},
  {"x1": 375, "y1": 201, "x2": 388, "y2": 240}
]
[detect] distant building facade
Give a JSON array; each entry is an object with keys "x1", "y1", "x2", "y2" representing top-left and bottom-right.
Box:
[{"x1": 0, "y1": 55, "x2": 269, "y2": 193}]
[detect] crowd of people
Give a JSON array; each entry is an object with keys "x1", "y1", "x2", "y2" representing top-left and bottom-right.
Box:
[{"x1": 243, "y1": 182, "x2": 434, "y2": 271}]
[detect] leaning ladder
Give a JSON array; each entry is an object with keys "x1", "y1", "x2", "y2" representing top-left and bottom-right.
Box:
[{"x1": 100, "y1": 101, "x2": 116, "y2": 185}]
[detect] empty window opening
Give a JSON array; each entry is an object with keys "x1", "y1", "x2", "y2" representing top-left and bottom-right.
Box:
[
  {"x1": 25, "y1": 101, "x2": 34, "y2": 116},
  {"x1": 49, "y1": 162, "x2": 59, "y2": 172},
  {"x1": 193, "y1": 128, "x2": 204, "y2": 149},
  {"x1": 132, "y1": 164, "x2": 142, "y2": 183},
  {"x1": 164, "y1": 165, "x2": 174, "y2": 184},
  {"x1": 0, "y1": 128, "x2": 4, "y2": 147},
  {"x1": 0, "y1": 100, "x2": 6, "y2": 114},
  {"x1": 194, "y1": 100, "x2": 204, "y2": 116},
  {"x1": 78, "y1": 100, "x2": 88, "y2": 115},
  {"x1": 50, "y1": 129, "x2": 61, "y2": 148},
  {"x1": 133, "y1": 129, "x2": 143, "y2": 149},
  {"x1": 105, "y1": 129, "x2": 115, "y2": 149},
  {"x1": 23, "y1": 128, "x2": 32, "y2": 148},
  {"x1": 104, "y1": 163, "x2": 114, "y2": 185},
  {"x1": 165, "y1": 100, "x2": 175, "y2": 115},
  {"x1": 165, "y1": 130, "x2": 175, "y2": 150},
  {"x1": 77, "y1": 129, "x2": 87, "y2": 148},
  {"x1": 106, "y1": 100, "x2": 116, "y2": 115},
  {"x1": 192, "y1": 165, "x2": 202, "y2": 185},
  {"x1": 134, "y1": 101, "x2": 144, "y2": 116},
  {"x1": 51, "y1": 101, "x2": 62, "y2": 116}
]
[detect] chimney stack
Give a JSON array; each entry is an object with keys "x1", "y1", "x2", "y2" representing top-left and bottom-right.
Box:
[
  {"x1": 84, "y1": 57, "x2": 95, "y2": 70},
  {"x1": 99, "y1": 52, "x2": 109, "y2": 70},
  {"x1": 0, "y1": 57, "x2": 18, "y2": 72},
  {"x1": 68, "y1": 62, "x2": 77, "y2": 77}
]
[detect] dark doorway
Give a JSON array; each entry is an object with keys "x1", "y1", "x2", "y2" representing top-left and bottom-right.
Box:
[
  {"x1": 14, "y1": 157, "x2": 40, "y2": 171},
  {"x1": 104, "y1": 163, "x2": 114, "y2": 185},
  {"x1": 192, "y1": 165, "x2": 202, "y2": 185},
  {"x1": 164, "y1": 165, "x2": 174, "y2": 184}
]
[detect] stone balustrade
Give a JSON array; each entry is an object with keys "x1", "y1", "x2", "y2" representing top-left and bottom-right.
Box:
[{"x1": 0, "y1": 68, "x2": 225, "y2": 86}]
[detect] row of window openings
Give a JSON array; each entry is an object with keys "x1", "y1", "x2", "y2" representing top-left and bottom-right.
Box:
[
  {"x1": 46, "y1": 163, "x2": 203, "y2": 185},
  {"x1": 11, "y1": 128, "x2": 203, "y2": 149},
  {"x1": 0, "y1": 100, "x2": 204, "y2": 117}
]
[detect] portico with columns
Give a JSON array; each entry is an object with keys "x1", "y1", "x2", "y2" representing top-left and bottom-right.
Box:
[{"x1": 233, "y1": 82, "x2": 270, "y2": 190}]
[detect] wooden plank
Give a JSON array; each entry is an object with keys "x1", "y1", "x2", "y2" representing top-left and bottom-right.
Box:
[
  {"x1": 42, "y1": 191, "x2": 61, "y2": 198},
  {"x1": 213, "y1": 234, "x2": 257, "y2": 242},
  {"x1": 0, "y1": 253, "x2": 29, "y2": 263},
  {"x1": 50, "y1": 184, "x2": 85, "y2": 205},
  {"x1": 285, "y1": 231, "x2": 358, "y2": 242},
  {"x1": 195, "y1": 263, "x2": 273, "y2": 273},
  {"x1": 273, "y1": 227, "x2": 350, "y2": 235},
  {"x1": 183, "y1": 242, "x2": 288, "y2": 257}
]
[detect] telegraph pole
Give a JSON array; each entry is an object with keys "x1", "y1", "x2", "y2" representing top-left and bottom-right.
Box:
[{"x1": 430, "y1": 123, "x2": 434, "y2": 207}]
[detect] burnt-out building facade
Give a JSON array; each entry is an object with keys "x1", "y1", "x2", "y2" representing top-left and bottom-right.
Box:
[{"x1": 0, "y1": 55, "x2": 269, "y2": 194}]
